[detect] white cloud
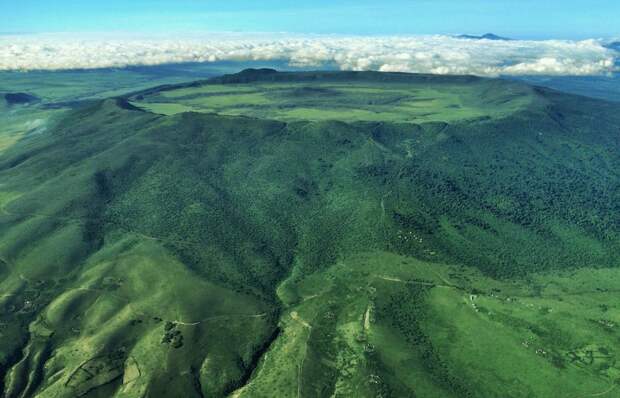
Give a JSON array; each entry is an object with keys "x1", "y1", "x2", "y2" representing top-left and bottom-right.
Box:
[{"x1": 0, "y1": 33, "x2": 616, "y2": 76}]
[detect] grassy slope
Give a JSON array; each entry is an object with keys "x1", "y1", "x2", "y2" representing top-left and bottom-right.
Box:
[
  {"x1": 0, "y1": 71, "x2": 619, "y2": 397},
  {"x1": 130, "y1": 71, "x2": 536, "y2": 124},
  {"x1": 0, "y1": 64, "x2": 250, "y2": 104}
]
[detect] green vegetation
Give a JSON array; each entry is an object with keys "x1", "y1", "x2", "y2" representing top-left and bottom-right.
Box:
[
  {"x1": 0, "y1": 70, "x2": 619, "y2": 397},
  {"x1": 130, "y1": 71, "x2": 536, "y2": 123},
  {"x1": 0, "y1": 98, "x2": 65, "y2": 154},
  {"x1": 252, "y1": 253, "x2": 620, "y2": 397},
  {"x1": 0, "y1": 63, "x2": 293, "y2": 107}
]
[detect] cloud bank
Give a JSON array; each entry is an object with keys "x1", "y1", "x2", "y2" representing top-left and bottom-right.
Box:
[{"x1": 0, "y1": 33, "x2": 616, "y2": 76}]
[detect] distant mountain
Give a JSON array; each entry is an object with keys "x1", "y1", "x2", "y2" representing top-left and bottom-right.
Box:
[
  {"x1": 457, "y1": 33, "x2": 511, "y2": 41},
  {"x1": 604, "y1": 41, "x2": 620, "y2": 52}
]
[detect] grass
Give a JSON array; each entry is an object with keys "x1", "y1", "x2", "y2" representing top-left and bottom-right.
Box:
[
  {"x1": 0, "y1": 105, "x2": 65, "y2": 154},
  {"x1": 159, "y1": 85, "x2": 258, "y2": 98},
  {"x1": 0, "y1": 62, "x2": 279, "y2": 103},
  {"x1": 0, "y1": 70, "x2": 619, "y2": 397},
  {"x1": 130, "y1": 102, "x2": 197, "y2": 115},
  {"x1": 25, "y1": 238, "x2": 275, "y2": 397},
  {"x1": 131, "y1": 79, "x2": 537, "y2": 123},
  {"x1": 236, "y1": 252, "x2": 620, "y2": 397}
]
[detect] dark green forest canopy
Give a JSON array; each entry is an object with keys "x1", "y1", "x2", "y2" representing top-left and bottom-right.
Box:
[
  {"x1": 3, "y1": 72, "x2": 618, "y2": 278},
  {"x1": 1, "y1": 70, "x2": 619, "y2": 397}
]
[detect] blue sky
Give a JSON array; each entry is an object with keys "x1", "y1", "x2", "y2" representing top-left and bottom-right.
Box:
[{"x1": 1, "y1": 0, "x2": 619, "y2": 39}]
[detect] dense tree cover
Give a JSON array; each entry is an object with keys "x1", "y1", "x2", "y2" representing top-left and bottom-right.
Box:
[{"x1": 0, "y1": 72, "x2": 619, "y2": 396}]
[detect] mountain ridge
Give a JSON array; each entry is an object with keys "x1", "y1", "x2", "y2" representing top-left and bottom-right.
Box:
[
  {"x1": 456, "y1": 33, "x2": 512, "y2": 41},
  {"x1": 1, "y1": 70, "x2": 619, "y2": 397}
]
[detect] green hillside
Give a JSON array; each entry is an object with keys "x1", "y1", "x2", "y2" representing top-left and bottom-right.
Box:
[
  {"x1": 129, "y1": 70, "x2": 536, "y2": 123},
  {"x1": 0, "y1": 70, "x2": 619, "y2": 397}
]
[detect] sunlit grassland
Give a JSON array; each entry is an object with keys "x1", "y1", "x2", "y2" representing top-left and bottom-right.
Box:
[
  {"x1": 132, "y1": 102, "x2": 197, "y2": 115},
  {"x1": 236, "y1": 251, "x2": 620, "y2": 397},
  {"x1": 159, "y1": 85, "x2": 258, "y2": 98},
  {"x1": 1, "y1": 232, "x2": 276, "y2": 397},
  {"x1": 132, "y1": 80, "x2": 537, "y2": 123},
  {"x1": 0, "y1": 106, "x2": 65, "y2": 154}
]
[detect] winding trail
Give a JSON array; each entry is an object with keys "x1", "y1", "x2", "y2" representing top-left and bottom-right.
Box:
[
  {"x1": 570, "y1": 383, "x2": 616, "y2": 398},
  {"x1": 374, "y1": 274, "x2": 454, "y2": 289},
  {"x1": 290, "y1": 311, "x2": 311, "y2": 329},
  {"x1": 174, "y1": 313, "x2": 267, "y2": 327},
  {"x1": 363, "y1": 305, "x2": 371, "y2": 331},
  {"x1": 288, "y1": 311, "x2": 313, "y2": 398}
]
